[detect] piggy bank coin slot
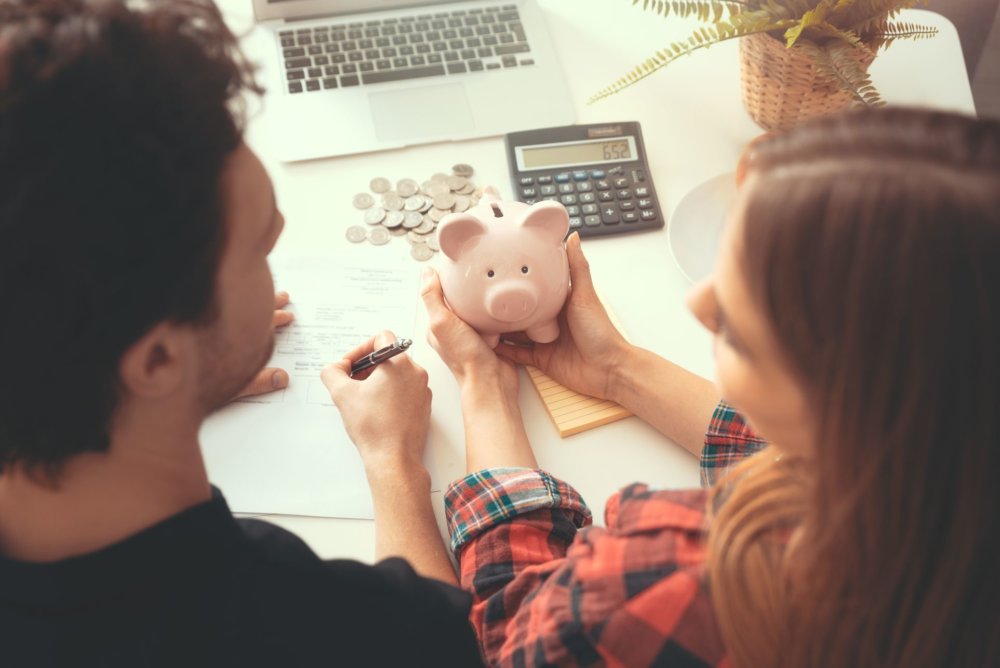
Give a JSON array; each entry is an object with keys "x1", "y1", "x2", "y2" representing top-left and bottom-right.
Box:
[{"x1": 490, "y1": 203, "x2": 503, "y2": 218}]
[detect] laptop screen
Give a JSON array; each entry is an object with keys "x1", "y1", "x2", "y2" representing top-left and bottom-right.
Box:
[{"x1": 255, "y1": 1, "x2": 474, "y2": 23}]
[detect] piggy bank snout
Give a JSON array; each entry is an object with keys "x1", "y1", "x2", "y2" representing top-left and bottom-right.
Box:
[{"x1": 486, "y1": 284, "x2": 539, "y2": 323}]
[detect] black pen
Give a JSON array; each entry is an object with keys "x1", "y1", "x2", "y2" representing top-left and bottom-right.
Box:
[{"x1": 349, "y1": 338, "x2": 412, "y2": 377}]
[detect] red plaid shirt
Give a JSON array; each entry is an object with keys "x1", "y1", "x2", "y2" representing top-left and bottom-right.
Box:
[{"x1": 444, "y1": 401, "x2": 767, "y2": 667}]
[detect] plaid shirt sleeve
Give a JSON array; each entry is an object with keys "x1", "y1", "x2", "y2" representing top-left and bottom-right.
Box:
[
  {"x1": 445, "y1": 469, "x2": 728, "y2": 667},
  {"x1": 700, "y1": 400, "x2": 770, "y2": 488}
]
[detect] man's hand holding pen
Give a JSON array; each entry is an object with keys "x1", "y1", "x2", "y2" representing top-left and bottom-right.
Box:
[{"x1": 321, "y1": 331, "x2": 431, "y2": 482}]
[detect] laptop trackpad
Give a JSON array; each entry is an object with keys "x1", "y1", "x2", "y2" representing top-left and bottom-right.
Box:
[{"x1": 369, "y1": 84, "x2": 475, "y2": 142}]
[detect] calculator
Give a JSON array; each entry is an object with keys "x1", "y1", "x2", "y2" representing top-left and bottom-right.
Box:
[{"x1": 504, "y1": 122, "x2": 663, "y2": 238}]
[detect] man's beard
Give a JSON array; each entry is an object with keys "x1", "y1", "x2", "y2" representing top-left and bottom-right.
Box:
[{"x1": 196, "y1": 327, "x2": 276, "y2": 414}]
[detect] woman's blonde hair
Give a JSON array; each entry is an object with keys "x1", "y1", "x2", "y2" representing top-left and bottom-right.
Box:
[{"x1": 708, "y1": 109, "x2": 1000, "y2": 668}]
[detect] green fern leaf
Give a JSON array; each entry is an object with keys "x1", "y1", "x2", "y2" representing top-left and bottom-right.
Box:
[{"x1": 799, "y1": 41, "x2": 884, "y2": 107}]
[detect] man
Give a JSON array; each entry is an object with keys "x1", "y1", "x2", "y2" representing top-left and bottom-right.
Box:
[{"x1": 0, "y1": 1, "x2": 481, "y2": 665}]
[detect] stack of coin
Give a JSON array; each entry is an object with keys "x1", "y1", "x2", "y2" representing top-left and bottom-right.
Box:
[{"x1": 347, "y1": 164, "x2": 480, "y2": 262}]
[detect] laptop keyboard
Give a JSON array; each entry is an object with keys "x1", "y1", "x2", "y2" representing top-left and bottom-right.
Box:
[{"x1": 279, "y1": 5, "x2": 534, "y2": 94}]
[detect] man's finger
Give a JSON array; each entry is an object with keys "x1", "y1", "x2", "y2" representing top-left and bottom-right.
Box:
[
  {"x1": 273, "y1": 309, "x2": 294, "y2": 328},
  {"x1": 274, "y1": 291, "x2": 290, "y2": 309},
  {"x1": 320, "y1": 358, "x2": 353, "y2": 397},
  {"x1": 235, "y1": 368, "x2": 289, "y2": 398}
]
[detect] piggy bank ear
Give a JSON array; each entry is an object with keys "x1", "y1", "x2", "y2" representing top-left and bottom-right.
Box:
[
  {"x1": 437, "y1": 213, "x2": 489, "y2": 261},
  {"x1": 519, "y1": 201, "x2": 570, "y2": 245}
]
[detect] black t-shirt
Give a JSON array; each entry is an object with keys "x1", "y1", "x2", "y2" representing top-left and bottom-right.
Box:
[{"x1": 0, "y1": 490, "x2": 484, "y2": 667}]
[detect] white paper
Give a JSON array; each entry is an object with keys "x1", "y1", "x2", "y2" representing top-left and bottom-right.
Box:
[{"x1": 199, "y1": 253, "x2": 426, "y2": 519}]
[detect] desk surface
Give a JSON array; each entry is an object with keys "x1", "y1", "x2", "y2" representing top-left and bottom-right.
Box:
[{"x1": 215, "y1": 0, "x2": 975, "y2": 562}]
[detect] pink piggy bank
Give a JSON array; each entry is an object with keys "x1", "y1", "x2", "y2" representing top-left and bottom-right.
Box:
[{"x1": 437, "y1": 186, "x2": 570, "y2": 348}]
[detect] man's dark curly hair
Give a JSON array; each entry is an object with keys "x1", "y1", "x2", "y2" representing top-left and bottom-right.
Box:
[{"x1": 0, "y1": 0, "x2": 262, "y2": 473}]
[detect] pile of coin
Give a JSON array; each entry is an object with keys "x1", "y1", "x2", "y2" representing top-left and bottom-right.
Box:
[{"x1": 347, "y1": 163, "x2": 480, "y2": 262}]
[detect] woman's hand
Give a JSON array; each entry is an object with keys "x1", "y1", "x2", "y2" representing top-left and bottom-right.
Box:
[
  {"x1": 234, "y1": 291, "x2": 294, "y2": 398},
  {"x1": 496, "y1": 232, "x2": 632, "y2": 402},
  {"x1": 320, "y1": 330, "x2": 432, "y2": 476},
  {"x1": 420, "y1": 267, "x2": 519, "y2": 400}
]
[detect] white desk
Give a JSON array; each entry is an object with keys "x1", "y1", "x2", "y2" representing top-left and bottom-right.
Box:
[{"x1": 215, "y1": 1, "x2": 975, "y2": 562}]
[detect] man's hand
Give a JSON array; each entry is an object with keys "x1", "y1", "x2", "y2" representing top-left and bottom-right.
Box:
[
  {"x1": 495, "y1": 232, "x2": 632, "y2": 402},
  {"x1": 320, "y1": 330, "x2": 432, "y2": 476},
  {"x1": 234, "y1": 291, "x2": 294, "y2": 399}
]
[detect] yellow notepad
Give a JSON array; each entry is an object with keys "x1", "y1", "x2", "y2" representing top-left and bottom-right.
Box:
[{"x1": 524, "y1": 304, "x2": 632, "y2": 438}]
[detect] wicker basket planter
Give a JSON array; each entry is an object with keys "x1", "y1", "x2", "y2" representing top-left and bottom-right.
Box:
[{"x1": 739, "y1": 32, "x2": 876, "y2": 132}]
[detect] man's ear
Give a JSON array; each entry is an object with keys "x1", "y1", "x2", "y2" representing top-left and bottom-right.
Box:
[{"x1": 118, "y1": 322, "x2": 190, "y2": 398}]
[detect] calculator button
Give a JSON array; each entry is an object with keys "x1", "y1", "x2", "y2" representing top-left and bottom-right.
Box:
[
  {"x1": 640, "y1": 209, "x2": 657, "y2": 221},
  {"x1": 613, "y1": 177, "x2": 629, "y2": 188},
  {"x1": 558, "y1": 183, "x2": 575, "y2": 194},
  {"x1": 622, "y1": 211, "x2": 639, "y2": 223},
  {"x1": 581, "y1": 203, "x2": 598, "y2": 215},
  {"x1": 632, "y1": 169, "x2": 646, "y2": 182},
  {"x1": 522, "y1": 187, "x2": 537, "y2": 197},
  {"x1": 591, "y1": 169, "x2": 605, "y2": 179},
  {"x1": 579, "y1": 192, "x2": 596, "y2": 203},
  {"x1": 541, "y1": 196, "x2": 559, "y2": 202},
  {"x1": 598, "y1": 191, "x2": 615, "y2": 202},
  {"x1": 555, "y1": 173, "x2": 571, "y2": 183},
  {"x1": 601, "y1": 206, "x2": 620, "y2": 224},
  {"x1": 572, "y1": 170, "x2": 588, "y2": 181},
  {"x1": 635, "y1": 186, "x2": 650, "y2": 197},
  {"x1": 519, "y1": 176, "x2": 534, "y2": 185},
  {"x1": 524, "y1": 198, "x2": 537, "y2": 205},
  {"x1": 560, "y1": 194, "x2": 578, "y2": 205},
  {"x1": 566, "y1": 205, "x2": 580, "y2": 216},
  {"x1": 539, "y1": 184, "x2": 557, "y2": 196},
  {"x1": 569, "y1": 217, "x2": 582, "y2": 229},
  {"x1": 638, "y1": 198, "x2": 653, "y2": 208},
  {"x1": 619, "y1": 200, "x2": 635, "y2": 211},
  {"x1": 584, "y1": 214, "x2": 601, "y2": 227},
  {"x1": 595, "y1": 179, "x2": 611, "y2": 190},
  {"x1": 617, "y1": 189, "x2": 632, "y2": 200},
  {"x1": 537, "y1": 175, "x2": 553, "y2": 184},
  {"x1": 576, "y1": 181, "x2": 593, "y2": 192}
]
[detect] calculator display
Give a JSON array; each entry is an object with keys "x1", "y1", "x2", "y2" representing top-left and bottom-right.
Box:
[{"x1": 517, "y1": 136, "x2": 639, "y2": 171}]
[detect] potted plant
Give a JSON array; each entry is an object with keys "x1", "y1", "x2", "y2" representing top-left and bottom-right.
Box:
[{"x1": 591, "y1": 0, "x2": 939, "y2": 131}]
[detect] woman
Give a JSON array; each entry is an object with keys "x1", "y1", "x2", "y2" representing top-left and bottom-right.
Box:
[{"x1": 419, "y1": 108, "x2": 1000, "y2": 667}]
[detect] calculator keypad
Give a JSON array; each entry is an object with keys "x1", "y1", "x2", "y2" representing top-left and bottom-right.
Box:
[{"x1": 517, "y1": 166, "x2": 658, "y2": 235}]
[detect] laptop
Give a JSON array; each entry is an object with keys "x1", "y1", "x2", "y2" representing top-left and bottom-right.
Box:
[{"x1": 252, "y1": 0, "x2": 577, "y2": 161}]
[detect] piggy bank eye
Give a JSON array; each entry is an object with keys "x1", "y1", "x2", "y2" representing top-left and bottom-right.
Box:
[
  {"x1": 521, "y1": 265, "x2": 529, "y2": 274},
  {"x1": 487, "y1": 269, "x2": 495, "y2": 278}
]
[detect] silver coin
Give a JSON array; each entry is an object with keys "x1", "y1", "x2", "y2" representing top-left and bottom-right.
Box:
[
  {"x1": 382, "y1": 193, "x2": 405, "y2": 211},
  {"x1": 364, "y1": 207, "x2": 386, "y2": 225},
  {"x1": 404, "y1": 195, "x2": 424, "y2": 211},
  {"x1": 410, "y1": 243, "x2": 436, "y2": 262},
  {"x1": 407, "y1": 230, "x2": 432, "y2": 245},
  {"x1": 353, "y1": 192, "x2": 375, "y2": 210},
  {"x1": 428, "y1": 207, "x2": 449, "y2": 222},
  {"x1": 419, "y1": 196, "x2": 434, "y2": 213},
  {"x1": 390, "y1": 226, "x2": 408, "y2": 236},
  {"x1": 384, "y1": 210, "x2": 405, "y2": 228},
  {"x1": 430, "y1": 172, "x2": 449, "y2": 183},
  {"x1": 402, "y1": 211, "x2": 423, "y2": 228},
  {"x1": 346, "y1": 225, "x2": 368, "y2": 243},
  {"x1": 370, "y1": 177, "x2": 391, "y2": 193},
  {"x1": 445, "y1": 175, "x2": 467, "y2": 192},
  {"x1": 432, "y1": 192, "x2": 456, "y2": 210},
  {"x1": 420, "y1": 180, "x2": 437, "y2": 194},
  {"x1": 414, "y1": 217, "x2": 436, "y2": 234},
  {"x1": 453, "y1": 195, "x2": 471, "y2": 212},
  {"x1": 426, "y1": 232, "x2": 440, "y2": 252},
  {"x1": 452, "y1": 163, "x2": 474, "y2": 178},
  {"x1": 368, "y1": 226, "x2": 391, "y2": 245},
  {"x1": 424, "y1": 182, "x2": 449, "y2": 198},
  {"x1": 458, "y1": 181, "x2": 477, "y2": 195},
  {"x1": 397, "y1": 178, "x2": 419, "y2": 197}
]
